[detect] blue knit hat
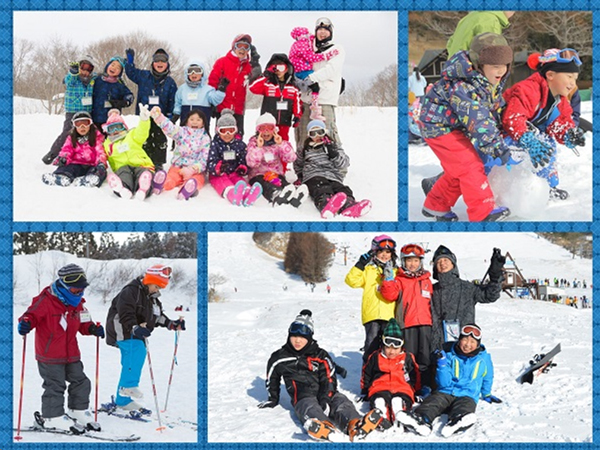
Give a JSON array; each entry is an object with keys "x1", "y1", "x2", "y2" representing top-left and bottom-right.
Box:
[{"x1": 307, "y1": 119, "x2": 326, "y2": 133}]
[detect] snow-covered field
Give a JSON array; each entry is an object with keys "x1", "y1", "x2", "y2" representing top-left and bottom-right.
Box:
[
  {"x1": 408, "y1": 102, "x2": 593, "y2": 221},
  {"x1": 208, "y1": 232, "x2": 592, "y2": 442},
  {"x1": 13, "y1": 252, "x2": 198, "y2": 443},
  {"x1": 13, "y1": 97, "x2": 397, "y2": 222}
]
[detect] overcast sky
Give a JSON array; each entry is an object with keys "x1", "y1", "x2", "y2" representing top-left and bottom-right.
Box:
[{"x1": 14, "y1": 11, "x2": 397, "y2": 86}]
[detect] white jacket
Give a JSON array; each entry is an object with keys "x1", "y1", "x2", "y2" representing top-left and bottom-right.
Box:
[{"x1": 303, "y1": 42, "x2": 345, "y2": 106}]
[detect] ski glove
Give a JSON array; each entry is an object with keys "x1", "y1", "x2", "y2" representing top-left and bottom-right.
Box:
[
  {"x1": 482, "y1": 394, "x2": 502, "y2": 404},
  {"x1": 326, "y1": 143, "x2": 339, "y2": 159},
  {"x1": 217, "y1": 77, "x2": 230, "y2": 92},
  {"x1": 565, "y1": 127, "x2": 586, "y2": 148},
  {"x1": 139, "y1": 103, "x2": 151, "y2": 121},
  {"x1": 168, "y1": 319, "x2": 186, "y2": 331},
  {"x1": 132, "y1": 325, "x2": 151, "y2": 339},
  {"x1": 434, "y1": 350, "x2": 447, "y2": 368},
  {"x1": 308, "y1": 82, "x2": 320, "y2": 94},
  {"x1": 57, "y1": 157, "x2": 68, "y2": 167},
  {"x1": 235, "y1": 165, "x2": 248, "y2": 176},
  {"x1": 17, "y1": 320, "x2": 31, "y2": 336},
  {"x1": 383, "y1": 260, "x2": 395, "y2": 281},
  {"x1": 415, "y1": 386, "x2": 432, "y2": 403},
  {"x1": 334, "y1": 362, "x2": 347, "y2": 379},
  {"x1": 88, "y1": 323, "x2": 105, "y2": 339},
  {"x1": 487, "y1": 247, "x2": 506, "y2": 282},
  {"x1": 355, "y1": 251, "x2": 373, "y2": 271},
  {"x1": 125, "y1": 48, "x2": 135, "y2": 65},
  {"x1": 215, "y1": 160, "x2": 228, "y2": 176},
  {"x1": 257, "y1": 400, "x2": 277, "y2": 409},
  {"x1": 110, "y1": 99, "x2": 129, "y2": 109},
  {"x1": 69, "y1": 61, "x2": 80, "y2": 74},
  {"x1": 249, "y1": 44, "x2": 261, "y2": 66},
  {"x1": 519, "y1": 132, "x2": 553, "y2": 169}
]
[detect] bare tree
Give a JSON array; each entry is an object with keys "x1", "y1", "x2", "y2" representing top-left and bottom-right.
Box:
[
  {"x1": 14, "y1": 38, "x2": 35, "y2": 97},
  {"x1": 525, "y1": 12, "x2": 592, "y2": 56},
  {"x1": 208, "y1": 273, "x2": 227, "y2": 302},
  {"x1": 364, "y1": 64, "x2": 398, "y2": 107}
]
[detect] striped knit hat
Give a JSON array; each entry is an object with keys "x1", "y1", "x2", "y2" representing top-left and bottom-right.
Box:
[{"x1": 57, "y1": 264, "x2": 89, "y2": 289}]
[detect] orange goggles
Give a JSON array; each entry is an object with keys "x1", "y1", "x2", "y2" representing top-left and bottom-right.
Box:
[
  {"x1": 401, "y1": 244, "x2": 425, "y2": 257},
  {"x1": 376, "y1": 239, "x2": 396, "y2": 250},
  {"x1": 461, "y1": 325, "x2": 482, "y2": 340}
]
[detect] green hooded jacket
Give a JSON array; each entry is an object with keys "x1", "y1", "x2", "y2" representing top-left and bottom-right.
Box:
[{"x1": 446, "y1": 11, "x2": 511, "y2": 58}]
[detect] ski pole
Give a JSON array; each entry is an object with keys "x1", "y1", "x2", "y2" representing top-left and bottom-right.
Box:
[
  {"x1": 162, "y1": 329, "x2": 180, "y2": 412},
  {"x1": 145, "y1": 338, "x2": 165, "y2": 432},
  {"x1": 94, "y1": 322, "x2": 100, "y2": 423},
  {"x1": 14, "y1": 335, "x2": 27, "y2": 441}
]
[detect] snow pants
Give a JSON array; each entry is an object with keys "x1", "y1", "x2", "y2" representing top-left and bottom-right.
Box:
[
  {"x1": 163, "y1": 166, "x2": 205, "y2": 191},
  {"x1": 37, "y1": 361, "x2": 91, "y2": 418},
  {"x1": 53, "y1": 163, "x2": 107, "y2": 186},
  {"x1": 423, "y1": 130, "x2": 496, "y2": 222},
  {"x1": 369, "y1": 391, "x2": 412, "y2": 422},
  {"x1": 415, "y1": 392, "x2": 477, "y2": 422},
  {"x1": 115, "y1": 339, "x2": 147, "y2": 407},
  {"x1": 48, "y1": 112, "x2": 76, "y2": 161},
  {"x1": 363, "y1": 320, "x2": 388, "y2": 362},
  {"x1": 295, "y1": 393, "x2": 361, "y2": 434},
  {"x1": 143, "y1": 118, "x2": 168, "y2": 169},
  {"x1": 403, "y1": 325, "x2": 432, "y2": 386},
  {"x1": 115, "y1": 165, "x2": 153, "y2": 198},
  {"x1": 210, "y1": 172, "x2": 246, "y2": 197},
  {"x1": 304, "y1": 176, "x2": 354, "y2": 212},
  {"x1": 249, "y1": 174, "x2": 290, "y2": 203}
]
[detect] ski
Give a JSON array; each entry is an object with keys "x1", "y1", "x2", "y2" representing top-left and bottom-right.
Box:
[
  {"x1": 14, "y1": 427, "x2": 140, "y2": 442},
  {"x1": 98, "y1": 398, "x2": 152, "y2": 422},
  {"x1": 517, "y1": 343, "x2": 561, "y2": 384}
]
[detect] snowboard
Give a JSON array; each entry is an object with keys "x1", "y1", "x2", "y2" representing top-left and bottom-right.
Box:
[{"x1": 516, "y1": 343, "x2": 561, "y2": 384}]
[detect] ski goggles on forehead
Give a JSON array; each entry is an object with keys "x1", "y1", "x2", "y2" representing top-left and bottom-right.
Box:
[
  {"x1": 187, "y1": 67, "x2": 203, "y2": 75},
  {"x1": 539, "y1": 48, "x2": 582, "y2": 66},
  {"x1": 72, "y1": 118, "x2": 92, "y2": 127},
  {"x1": 382, "y1": 336, "x2": 404, "y2": 348},
  {"x1": 257, "y1": 124, "x2": 276, "y2": 133},
  {"x1": 401, "y1": 244, "x2": 425, "y2": 257},
  {"x1": 80, "y1": 62, "x2": 94, "y2": 72},
  {"x1": 234, "y1": 42, "x2": 251, "y2": 51},
  {"x1": 61, "y1": 273, "x2": 87, "y2": 284},
  {"x1": 105, "y1": 123, "x2": 127, "y2": 134},
  {"x1": 316, "y1": 17, "x2": 333, "y2": 27},
  {"x1": 217, "y1": 126, "x2": 237, "y2": 135},
  {"x1": 289, "y1": 322, "x2": 312, "y2": 337},
  {"x1": 148, "y1": 266, "x2": 173, "y2": 279},
  {"x1": 308, "y1": 128, "x2": 326, "y2": 138},
  {"x1": 376, "y1": 239, "x2": 396, "y2": 250},
  {"x1": 461, "y1": 325, "x2": 482, "y2": 340}
]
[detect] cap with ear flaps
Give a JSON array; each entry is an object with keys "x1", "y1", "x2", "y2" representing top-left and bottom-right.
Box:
[{"x1": 469, "y1": 32, "x2": 513, "y2": 70}]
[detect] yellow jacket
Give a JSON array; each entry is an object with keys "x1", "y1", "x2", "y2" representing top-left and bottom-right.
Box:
[{"x1": 345, "y1": 264, "x2": 398, "y2": 325}]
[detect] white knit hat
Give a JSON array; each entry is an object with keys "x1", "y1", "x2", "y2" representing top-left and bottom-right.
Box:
[{"x1": 255, "y1": 112, "x2": 277, "y2": 129}]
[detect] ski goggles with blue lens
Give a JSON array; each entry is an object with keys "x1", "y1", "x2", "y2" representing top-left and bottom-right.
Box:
[
  {"x1": 289, "y1": 322, "x2": 312, "y2": 337},
  {"x1": 105, "y1": 123, "x2": 127, "y2": 134},
  {"x1": 539, "y1": 48, "x2": 582, "y2": 66}
]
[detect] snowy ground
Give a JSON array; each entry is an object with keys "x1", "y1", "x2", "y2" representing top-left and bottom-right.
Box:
[
  {"x1": 208, "y1": 232, "x2": 592, "y2": 442},
  {"x1": 14, "y1": 98, "x2": 397, "y2": 222},
  {"x1": 12, "y1": 252, "x2": 198, "y2": 443},
  {"x1": 408, "y1": 102, "x2": 593, "y2": 221}
]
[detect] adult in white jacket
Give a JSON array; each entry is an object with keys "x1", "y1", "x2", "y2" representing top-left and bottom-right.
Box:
[{"x1": 295, "y1": 17, "x2": 346, "y2": 150}]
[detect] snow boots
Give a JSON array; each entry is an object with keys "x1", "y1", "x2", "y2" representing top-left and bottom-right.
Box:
[
  {"x1": 225, "y1": 180, "x2": 247, "y2": 206},
  {"x1": 421, "y1": 207, "x2": 459, "y2": 222},
  {"x1": 319, "y1": 192, "x2": 347, "y2": 219},
  {"x1": 304, "y1": 418, "x2": 344, "y2": 442},
  {"x1": 67, "y1": 409, "x2": 101, "y2": 432},
  {"x1": 421, "y1": 172, "x2": 443, "y2": 196},
  {"x1": 549, "y1": 187, "x2": 569, "y2": 200},
  {"x1": 134, "y1": 171, "x2": 153, "y2": 201},
  {"x1": 339, "y1": 199, "x2": 372, "y2": 218},
  {"x1": 119, "y1": 387, "x2": 144, "y2": 399},
  {"x1": 177, "y1": 178, "x2": 198, "y2": 201},
  {"x1": 34, "y1": 412, "x2": 86, "y2": 435},
  {"x1": 42, "y1": 173, "x2": 73, "y2": 187},
  {"x1": 483, "y1": 206, "x2": 511, "y2": 222},
  {"x1": 347, "y1": 408, "x2": 384, "y2": 442},
  {"x1": 440, "y1": 413, "x2": 476, "y2": 437},
  {"x1": 152, "y1": 170, "x2": 167, "y2": 195},
  {"x1": 72, "y1": 174, "x2": 100, "y2": 187},
  {"x1": 396, "y1": 410, "x2": 432, "y2": 436},
  {"x1": 242, "y1": 182, "x2": 263, "y2": 207},
  {"x1": 107, "y1": 173, "x2": 133, "y2": 199}
]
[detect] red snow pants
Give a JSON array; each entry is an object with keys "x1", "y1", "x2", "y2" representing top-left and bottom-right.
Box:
[{"x1": 423, "y1": 130, "x2": 496, "y2": 222}]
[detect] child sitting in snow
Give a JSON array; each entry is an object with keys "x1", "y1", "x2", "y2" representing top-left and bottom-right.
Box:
[
  {"x1": 206, "y1": 109, "x2": 262, "y2": 207},
  {"x1": 419, "y1": 32, "x2": 515, "y2": 222},
  {"x1": 149, "y1": 107, "x2": 211, "y2": 200},
  {"x1": 361, "y1": 318, "x2": 420, "y2": 426},
  {"x1": 103, "y1": 105, "x2": 155, "y2": 201},
  {"x1": 396, "y1": 324, "x2": 501, "y2": 438},
  {"x1": 502, "y1": 48, "x2": 586, "y2": 201},
  {"x1": 42, "y1": 111, "x2": 107, "y2": 188},
  {"x1": 246, "y1": 113, "x2": 308, "y2": 207},
  {"x1": 294, "y1": 119, "x2": 370, "y2": 218},
  {"x1": 289, "y1": 26, "x2": 338, "y2": 121},
  {"x1": 173, "y1": 61, "x2": 225, "y2": 129}
]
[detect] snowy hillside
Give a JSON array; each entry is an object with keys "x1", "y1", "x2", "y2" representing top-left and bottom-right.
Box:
[
  {"x1": 207, "y1": 232, "x2": 592, "y2": 442},
  {"x1": 408, "y1": 102, "x2": 593, "y2": 221},
  {"x1": 13, "y1": 252, "x2": 198, "y2": 443},
  {"x1": 14, "y1": 101, "x2": 397, "y2": 222}
]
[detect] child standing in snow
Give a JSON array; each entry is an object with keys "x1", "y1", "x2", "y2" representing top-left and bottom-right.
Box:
[
  {"x1": 149, "y1": 107, "x2": 211, "y2": 200},
  {"x1": 249, "y1": 53, "x2": 302, "y2": 143},
  {"x1": 103, "y1": 106, "x2": 155, "y2": 201},
  {"x1": 206, "y1": 109, "x2": 262, "y2": 207},
  {"x1": 502, "y1": 48, "x2": 586, "y2": 200},
  {"x1": 380, "y1": 243, "x2": 433, "y2": 386},
  {"x1": 43, "y1": 56, "x2": 97, "y2": 165},
  {"x1": 419, "y1": 33, "x2": 515, "y2": 222},
  {"x1": 289, "y1": 27, "x2": 338, "y2": 121},
  {"x1": 124, "y1": 48, "x2": 177, "y2": 170},
  {"x1": 42, "y1": 111, "x2": 107, "y2": 188},
  {"x1": 91, "y1": 56, "x2": 134, "y2": 129},
  {"x1": 396, "y1": 324, "x2": 501, "y2": 438},
  {"x1": 17, "y1": 264, "x2": 105, "y2": 433},
  {"x1": 246, "y1": 113, "x2": 308, "y2": 207},
  {"x1": 259, "y1": 310, "x2": 385, "y2": 442},
  {"x1": 361, "y1": 318, "x2": 421, "y2": 425},
  {"x1": 173, "y1": 61, "x2": 225, "y2": 129},
  {"x1": 295, "y1": 120, "x2": 370, "y2": 218}
]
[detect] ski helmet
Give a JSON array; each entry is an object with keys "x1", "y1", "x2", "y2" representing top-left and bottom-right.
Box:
[
  {"x1": 371, "y1": 235, "x2": 396, "y2": 253},
  {"x1": 400, "y1": 243, "x2": 425, "y2": 271},
  {"x1": 459, "y1": 323, "x2": 482, "y2": 342}
]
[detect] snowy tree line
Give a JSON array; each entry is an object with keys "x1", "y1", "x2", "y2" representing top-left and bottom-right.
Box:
[
  {"x1": 13, "y1": 232, "x2": 197, "y2": 259},
  {"x1": 13, "y1": 31, "x2": 397, "y2": 115}
]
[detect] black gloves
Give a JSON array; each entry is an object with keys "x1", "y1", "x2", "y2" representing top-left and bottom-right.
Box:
[
  {"x1": 355, "y1": 251, "x2": 373, "y2": 271},
  {"x1": 171, "y1": 114, "x2": 180, "y2": 124},
  {"x1": 57, "y1": 157, "x2": 67, "y2": 167},
  {"x1": 565, "y1": 127, "x2": 586, "y2": 148},
  {"x1": 110, "y1": 99, "x2": 129, "y2": 109},
  {"x1": 167, "y1": 318, "x2": 186, "y2": 331},
  {"x1": 250, "y1": 44, "x2": 261, "y2": 67},
  {"x1": 132, "y1": 325, "x2": 151, "y2": 339},
  {"x1": 88, "y1": 323, "x2": 105, "y2": 339},
  {"x1": 308, "y1": 82, "x2": 320, "y2": 94},
  {"x1": 257, "y1": 400, "x2": 277, "y2": 409},
  {"x1": 326, "y1": 144, "x2": 339, "y2": 159},
  {"x1": 18, "y1": 319, "x2": 31, "y2": 336},
  {"x1": 488, "y1": 248, "x2": 506, "y2": 282},
  {"x1": 125, "y1": 48, "x2": 135, "y2": 65},
  {"x1": 217, "y1": 77, "x2": 230, "y2": 92}
]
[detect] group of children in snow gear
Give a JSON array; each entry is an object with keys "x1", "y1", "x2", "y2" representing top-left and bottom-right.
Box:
[
  {"x1": 40, "y1": 19, "x2": 364, "y2": 217},
  {"x1": 17, "y1": 263, "x2": 185, "y2": 434},
  {"x1": 415, "y1": 13, "x2": 586, "y2": 222}
]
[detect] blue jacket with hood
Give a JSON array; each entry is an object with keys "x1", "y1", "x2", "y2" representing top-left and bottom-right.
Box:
[{"x1": 92, "y1": 57, "x2": 134, "y2": 125}]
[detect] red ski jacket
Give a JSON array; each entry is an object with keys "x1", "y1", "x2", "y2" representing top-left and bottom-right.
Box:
[
  {"x1": 502, "y1": 72, "x2": 575, "y2": 143},
  {"x1": 19, "y1": 286, "x2": 94, "y2": 364},
  {"x1": 208, "y1": 52, "x2": 252, "y2": 115},
  {"x1": 380, "y1": 270, "x2": 433, "y2": 328},
  {"x1": 361, "y1": 350, "x2": 420, "y2": 400}
]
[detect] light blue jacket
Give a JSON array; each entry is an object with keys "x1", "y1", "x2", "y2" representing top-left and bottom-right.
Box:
[{"x1": 174, "y1": 61, "x2": 225, "y2": 117}]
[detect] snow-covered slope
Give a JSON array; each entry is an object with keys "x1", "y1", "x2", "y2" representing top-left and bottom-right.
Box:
[
  {"x1": 14, "y1": 103, "x2": 397, "y2": 222},
  {"x1": 207, "y1": 232, "x2": 592, "y2": 442},
  {"x1": 13, "y1": 252, "x2": 198, "y2": 442}
]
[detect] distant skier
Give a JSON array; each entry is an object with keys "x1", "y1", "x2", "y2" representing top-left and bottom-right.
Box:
[
  {"x1": 17, "y1": 264, "x2": 105, "y2": 433},
  {"x1": 258, "y1": 310, "x2": 385, "y2": 442},
  {"x1": 396, "y1": 324, "x2": 501, "y2": 437}
]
